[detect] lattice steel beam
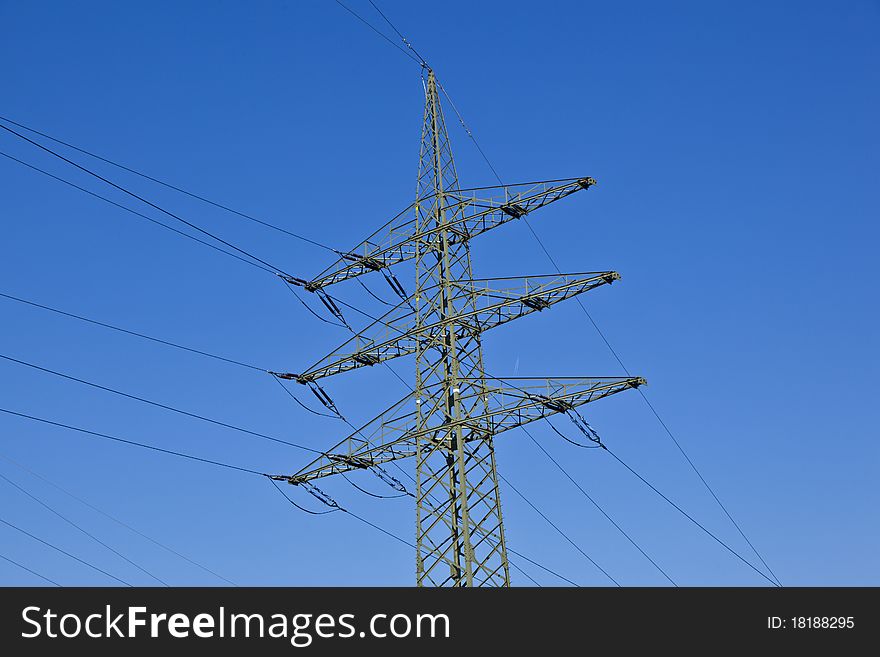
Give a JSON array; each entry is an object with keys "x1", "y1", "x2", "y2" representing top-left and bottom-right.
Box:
[
  {"x1": 268, "y1": 376, "x2": 644, "y2": 485},
  {"x1": 283, "y1": 178, "x2": 596, "y2": 291},
  {"x1": 280, "y1": 272, "x2": 620, "y2": 383}
]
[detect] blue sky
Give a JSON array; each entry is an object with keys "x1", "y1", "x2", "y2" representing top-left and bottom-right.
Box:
[{"x1": 0, "y1": 0, "x2": 877, "y2": 586}]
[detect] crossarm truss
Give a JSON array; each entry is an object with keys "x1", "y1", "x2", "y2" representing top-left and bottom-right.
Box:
[
  {"x1": 269, "y1": 376, "x2": 644, "y2": 485},
  {"x1": 296, "y1": 178, "x2": 597, "y2": 290},
  {"x1": 290, "y1": 272, "x2": 620, "y2": 382}
]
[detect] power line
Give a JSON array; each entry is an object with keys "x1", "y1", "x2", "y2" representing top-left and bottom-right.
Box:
[
  {"x1": 0, "y1": 150, "x2": 275, "y2": 275},
  {"x1": 281, "y1": 279, "x2": 346, "y2": 329},
  {"x1": 349, "y1": 507, "x2": 545, "y2": 589},
  {"x1": 0, "y1": 290, "x2": 266, "y2": 372},
  {"x1": 0, "y1": 452, "x2": 236, "y2": 585},
  {"x1": 335, "y1": 416, "x2": 570, "y2": 587},
  {"x1": 350, "y1": 3, "x2": 746, "y2": 587},
  {"x1": 366, "y1": 0, "x2": 430, "y2": 67},
  {"x1": 344, "y1": 507, "x2": 414, "y2": 550},
  {"x1": 0, "y1": 122, "x2": 293, "y2": 278},
  {"x1": 635, "y1": 387, "x2": 783, "y2": 586},
  {"x1": 328, "y1": 295, "x2": 417, "y2": 391},
  {"x1": 3, "y1": 234, "x2": 576, "y2": 586},
  {"x1": 275, "y1": 442, "x2": 546, "y2": 586},
  {"x1": 523, "y1": 218, "x2": 781, "y2": 586},
  {"x1": 320, "y1": 296, "x2": 583, "y2": 587},
  {"x1": 1, "y1": 141, "x2": 399, "y2": 354},
  {"x1": 334, "y1": 0, "x2": 503, "y2": 190},
  {"x1": 355, "y1": 277, "x2": 397, "y2": 307},
  {"x1": 521, "y1": 425, "x2": 677, "y2": 586},
  {"x1": 272, "y1": 376, "x2": 340, "y2": 420},
  {"x1": 337, "y1": 416, "x2": 567, "y2": 586},
  {"x1": 332, "y1": 0, "x2": 422, "y2": 66},
  {"x1": 3, "y1": 5, "x2": 768, "y2": 587},
  {"x1": 269, "y1": 475, "x2": 545, "y2": 587},
  {"x1": 296, "y1": 262, "x2": 608, "y2": 586},
  {"x1": 341, "y1": 472, "x2": 407, "y2": 499},
  {"x1": 3, "y1": 404, "x2": 484, "y2": 587},
  {"x1": 505, "y1": 558, "x2": 542, "y2": 587},
  {"x1": 322, "y1": 319, "x2": 611, "y2": 586},
  {"x1": 0, "y1": 115, "x2": 339, "y2": 254},
  {"x1": 2, "y1": 141, "x2": 416, "y2": 378},
  {"x1": 0, "y1": 128, "x2": 407, "y2": 353},
  {"x1": 335, "y1": 0, "x2": 505, "y2": 196},
  {"x1": 0, "y1": 352, "x2": 325, "y2": 456},
  {"x1": 424, "y1": 51, "x2": 782, "y2": 586},
  {"x1": 436, "y1": 82, "x2": 504, "y2": 186},
  {"x1": 0, "y1": 552, "x2": 61, "y2": 586},
  {"x1": 0, "y1": 355, "x2": 487, "y2": 569},
  {"x1": 498, "y1": 472, "x2": 620, "y2": 586},
  {"x1": 547, "y1": 416, "x2": 600, "y2": 449},
  {"x1": 0, "y1": 287, "x2": 388, "y2": 462},
  {"x1": 506, "y1": 547, "x2": 575, "y2": 587},
  {"x1": 268, "y1": 477, "x2": 340, "y2": 516},
  {"x1": 273, "y1": 460, "x2": 543, "y2": 586},
  {"x1": 0, "y1": 470, "x2": 168, "y2": 586},
  {"x1": 3, "y1": 289, "x2": 570, "y2": 585},
  {"x1": 0, "y1": 515, "x2": 131, "y2": 586},
  {"x1": 1, "y1": 309, "x2": 438, "y2": 507},
  {"x1": 1, "y1": 152, "x2": 418, "y2": 384},
  {"x1": 601, "y1": 445, "x2": 779, "y2": 587},
  {"x1": 293, "y1": 345, "x2": 567, "y2": 587},
  {"x1": 5, "y1": 262, "x2": 558, "y2": 586},
  {"x1": 323, "y1": 0, "x2": 766, "y2": 588},
  {"x1": 0, "y1": 406, "x2": 266, "y2": 476},
  {"x1": 0, "y1": 288, "x2": 329, "y2": 425},
  {"x1": 3, "y1": 399, "x2": 504, "y2": 587}
]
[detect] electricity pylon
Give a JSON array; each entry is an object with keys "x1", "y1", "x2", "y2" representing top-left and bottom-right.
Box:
[{"x1": 272, "y1": 69, "x2": 644, "y2": 587}]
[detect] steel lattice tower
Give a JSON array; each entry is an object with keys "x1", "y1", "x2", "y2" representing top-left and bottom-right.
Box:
[
  {"x1": 411, "y1": 72, "x2": 508, "y2": 586},
  {"x1": 272, "y1": 69, "x2": 644, "y2": 587}
]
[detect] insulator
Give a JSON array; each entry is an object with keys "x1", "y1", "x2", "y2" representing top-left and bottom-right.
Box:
[
  {"x1": 302, "y1": 482, "x2": 342, "y2": 510},
  {"x1": 567, "y1": 409, "x2": 603, "y2": 446},
  {"x1": 370, "y1": 465, "x2": 410, "y2": 495},
  {"x1": 307, "y1": 381, "x2": 342, "y2": 418}
]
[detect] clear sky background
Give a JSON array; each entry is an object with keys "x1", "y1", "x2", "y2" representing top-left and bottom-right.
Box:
[{"x1": 0, "y1": 0, "x2": 877, "y2": 587}]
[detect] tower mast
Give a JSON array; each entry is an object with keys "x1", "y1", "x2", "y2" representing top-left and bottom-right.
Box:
[{"x1": 413, "y1": 70, "x2": 509, "y2": 586}]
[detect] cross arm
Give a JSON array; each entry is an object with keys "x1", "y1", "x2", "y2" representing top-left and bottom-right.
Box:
[
  {"x1": 268, "y1": 376, "x2": 644, "y2": 485},
  {"x1": 295, "y1": 177, "x2": 597, "y2": 291},
  {"x1": 288, "y1": 271, "x2": 619, "y2": 383}
]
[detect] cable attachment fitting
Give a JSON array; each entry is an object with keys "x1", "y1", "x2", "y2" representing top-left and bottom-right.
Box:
[
  {"x1": 327, "y1": 454, "x2": 374, "y2": 469},
  {"x1": 500, "y1": 202, "x2": 528, "y2": 219},
  {"x1": 340, "y1": 251, "x2": 386, "y2": 272},
  {"x1": 277, "y1": 273, "x2": 310, "y2": 288},
  {"x1": 277, "y1": 272, "x2": 325, "y2": 293},
  {"x1": 531, "y1": 394, "x2": 573, "y2": 414},
  {"x1": 269, "y1": 371, "x2": 299, "y2": 381}
]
